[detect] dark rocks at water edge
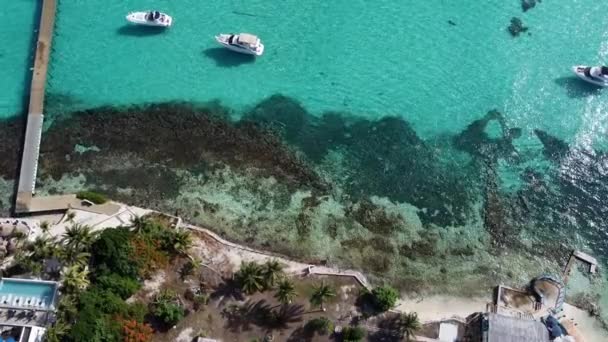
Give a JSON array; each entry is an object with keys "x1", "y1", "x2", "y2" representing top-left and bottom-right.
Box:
[{"x1": 508, "y1": 17, "x2": 528, "y2": 37}]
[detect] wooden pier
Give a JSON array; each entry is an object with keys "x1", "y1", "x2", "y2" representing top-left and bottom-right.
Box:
[
  {"x1": 563, "y1": 250, "x2": 598, "y2": 284},
  {"x1": 14, "y1": 0, "x2": 66, "y2": 213}
]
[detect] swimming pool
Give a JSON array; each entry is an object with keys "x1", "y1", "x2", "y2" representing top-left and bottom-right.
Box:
[{"x1": 0, "y1": 279, "x2": 57, "y2": 310}]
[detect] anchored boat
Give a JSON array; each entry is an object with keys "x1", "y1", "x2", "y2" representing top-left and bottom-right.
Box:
[
  {"x1": 126, "y1": 11, "x2": 172, "y2": 27},
  {"x1": 215, "y1": 33, "x2": 264, "y2": 56},
  {"x1": 572, "y1": 65, "x2": 608, "y2": 87}
]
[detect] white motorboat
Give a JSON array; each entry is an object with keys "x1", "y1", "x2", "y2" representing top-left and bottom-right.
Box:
[
  {"x1": 215, "y1": 33, "x2": 264, "y2": 56},
  {"x1": 572, "y1": 65, "x2": 608, "y2": 87},
  {"x1": 126, "y1": 11, "x2": 172, "y2": 27}
]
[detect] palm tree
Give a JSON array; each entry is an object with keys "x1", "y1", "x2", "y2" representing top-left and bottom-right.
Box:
[
  {"x1": 309, "y1": 282, "x2": 335, "y2": 312},
  {"x1": 62, "y1": 249, "x2": 91, "y2": 268},
  {"x1": 172, "y1": 230, "x2": 193, "y2": 256},
  {"x1": 57, "y1": 294, "x2": 78, "y2": 322},
  {"x1": 44, "y1": 320, "x2": 68, "y2": 342},
  {"x1": 275, "y1": 278, "x2": 296, "y2": 305},
  {"x1": 235, "y1": 262, "x2": 264, "y2": 294},
  {"x1": 397, "y1": 312, "x2": 421, "y2": 341},
  {"x1": 262, "y1": 259, "x2": 284, "y2": 288},
  {"x1": 129, "y1": 215, "x2": 149, "y2": 234},
  {"x1": 40, "y1": 221, "x2": 50, "y2": 233},
  {"x1": 61, "y1": 266, "x2": 90, "y2": 293},
  {"x1": 62, "y1": 224, "x2": 96, "y2": 252},
  {"x1": 29, "y1": 235, "x2": 58, "y2": 261}
]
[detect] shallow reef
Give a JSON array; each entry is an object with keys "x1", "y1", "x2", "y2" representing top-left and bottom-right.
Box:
[
  {"x1": 0, "y1": 96, "x2": 607, "y2": 300},
  {"x1": 521, "y1": 0, "x2": 542, "y2": 12},
  {"x1": 508, "y1": 17, "x2": 529, "y2": 37}
]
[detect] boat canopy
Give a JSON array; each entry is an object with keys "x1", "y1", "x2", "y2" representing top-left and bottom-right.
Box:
[
  {"x1": 147, "y1": 11, "x2": 161, "y2": 20},
  {"x1": 238, "y1": 33, "x2": 259, "y2": 45}
]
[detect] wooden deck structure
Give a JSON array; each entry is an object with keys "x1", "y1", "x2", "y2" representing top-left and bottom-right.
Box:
[
  {"x1": 14, "y1": 0, "x2": 68, "y2": 214},
  {"x1": 563, "y1": 250, "x2": 599, "y2": 284}
]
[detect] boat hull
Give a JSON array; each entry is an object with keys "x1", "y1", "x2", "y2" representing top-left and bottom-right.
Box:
[
  {"x1": 215, "y1": 35, "x2": 264, "y2": 56},
  {"x1": 572, "y1": 65, "x2": 608, "y2": 87},
  {"x1": 126, "y1": 12, "x2": 172, "y2": 27}
]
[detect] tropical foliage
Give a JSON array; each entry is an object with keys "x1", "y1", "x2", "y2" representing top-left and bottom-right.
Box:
[
  {"x1": 397, "y1": 312, "x2": 421, "y2": 341},
  {"x1": 121, "y1": 319, "x2": 153, "y2": 342},
  {"x1": 275, "y1": 279, "x2": 296, "y2": 305},
  {"x1": 342, "y1": 326, "x2": 366, "y2": 341},
  {"x1": 305, "y1": 317, "x2": 334, "y2": 335},
  {"x1": 61, "y1": 265, "x2": 90, "y2": 293},
  {"x1": 152, "y1": 290, "x2": 185, "y2": 326},
  {"x1": 235, "y1": 262, "x2": 265, "y2": 294},
  {"x1": 38, "y1": 216, "x2": 192, "y2": 341},
  {"x1": 62, "y1": 224, "x2": 97, "y2": 252},
  {"x1": 371, "y1": 285, "x2": 400, "y2": 312},
  {"x1": 310, "y1": 281, "x2": 335, "y2": 311},
  {"x1": 234, "y1": 260, "x2": 287, "y2": 295},
  {"x1": 262, "y1": 259, "x2": 284, "y2": 288}
]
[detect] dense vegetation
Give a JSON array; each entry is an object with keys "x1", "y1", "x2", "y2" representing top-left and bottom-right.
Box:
[
  {"x1": 11, "y1": 216, "x2": 193, "y2": 342},
  {"x1": 7, "y1": 211, "x2": 422, "y2": 341}
]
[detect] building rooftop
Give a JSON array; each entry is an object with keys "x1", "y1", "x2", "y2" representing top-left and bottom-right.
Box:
[{"x1": 485, "y1": 313, "x2": 550, "y2": 342}]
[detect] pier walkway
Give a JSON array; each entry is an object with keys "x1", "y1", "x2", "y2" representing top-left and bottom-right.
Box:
[{"x1": 15, "y1": 0, "x2": 62, "y2": 214}]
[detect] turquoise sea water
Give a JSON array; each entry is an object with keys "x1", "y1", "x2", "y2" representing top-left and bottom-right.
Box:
[
  {"x1": 0, "y1": 0, "x2": 38, "y2": 116},
  {"x1": 33, "y1": 0, "x2": 608, "y2": 145}
]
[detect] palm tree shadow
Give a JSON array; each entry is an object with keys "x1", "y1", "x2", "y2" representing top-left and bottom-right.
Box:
[
  {"x1": 210, "y1": 278, "x2": 245, "y2": 304},
  {"x1": 554, "y1": 76, "x2": 602, "y2": 98},
  {"x1": 116, "y1": 25, "x2": 168, "y2": 37},
  {"x1": 221, "y1": 299, "x2": 272, "y2": 332},
  {"x1": 203, "y1": 47, "x2": 256, "y2": 67},
  {"x1": 269, "y1": 304, "x2": 305, "y2": 329},
  {"x1": 221, "y1": 300, "x2": 304, "y2": 333},
  {"x1": 368, "y1": 315, "x2": 404, "y2": 342}
]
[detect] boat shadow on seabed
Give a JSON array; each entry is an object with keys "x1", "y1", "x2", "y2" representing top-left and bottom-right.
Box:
[
  {"x1": 203, "y1": 47, "x2": 255, "y2": 68},
  {"x1": 554, "y1": 76, "x2": 601, "y2": 99},
  {"x1": 116, "y1": 25, "x2": 168, "y2": 37}
]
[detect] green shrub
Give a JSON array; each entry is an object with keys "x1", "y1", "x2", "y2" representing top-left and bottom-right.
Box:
[
  {"x1": 78, "y1": 288, "x2": 129, "y2": 316},
  {"x1": 154, "y1": 301, "x2": 185, "y2": 326},
  {"x1": 95, "y1": 274, "x2": 141, "y2": 299},
  {"x1": 76, "y1": 191, "x2": 108, "y2": 204},
  {"x1": 342, "y1": 326, "x2": 366, "y2": 341},
  {"x1": 68, "y1": 307, "x2": 121, "y2": 342},
  {"x1": 306, "y1": 317, "x2": 333, "y2": 335},
  {"x1": 372, "y1": 285, "x2": 399, "y2": 312},
  {"x1": 91, "y1": 228, "x2": 138, "y2": 279},
  {"x1": 153, "y1": 290, "x2": 185, "y2": 326},
  {"x1": 126, "y1": 302, "x2": 148, "y2": 322}
]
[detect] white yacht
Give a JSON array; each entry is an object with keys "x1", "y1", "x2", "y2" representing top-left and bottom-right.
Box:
[
  {"x1": 572, "y1": 65, "x2": 608, "y2": 87},
  {"x1": 215, "y1": 33, "x2": 264, "y2": 56},
  {"x1": 126, "y1": 11, "x2": 172, "y2": 27}
]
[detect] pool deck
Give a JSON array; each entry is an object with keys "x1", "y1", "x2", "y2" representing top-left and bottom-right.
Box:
[{"x1": 14, "y1": 0, "x2": 67, "y2": 214}]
